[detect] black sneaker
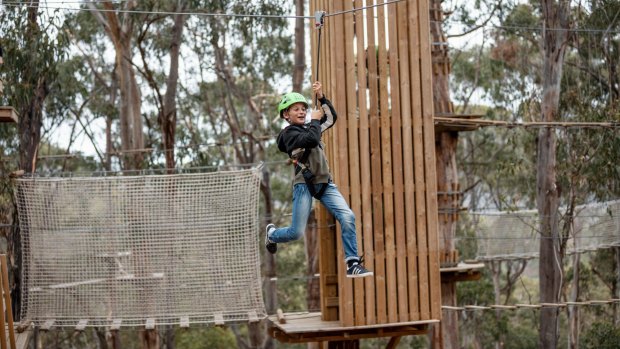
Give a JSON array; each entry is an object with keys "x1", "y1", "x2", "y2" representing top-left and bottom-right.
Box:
[
  {"x1": 346, "y1": 262, "x2": 373, "y2": 278},
  {"x1": 265, "y1": 224, "x2": 277, "y2": 254}
]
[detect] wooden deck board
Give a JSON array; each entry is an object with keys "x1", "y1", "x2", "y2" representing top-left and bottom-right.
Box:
[
  {"x1": 268, "y1": 312, "x2": 436, "y2": 343},
  {"x1": 6, "y1": 327, "x2": 30, "y2": 349},
  {"x1": 440, "y1": 263, "x2": 484, "y2": 283}
]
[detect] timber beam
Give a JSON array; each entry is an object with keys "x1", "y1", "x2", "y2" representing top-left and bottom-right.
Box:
[
  {"x1": 0, "y1": 106, "x2": 18, "y2": 123},
  {"x1": 268, "y1": 312, "x2": 436, "y2": 344},
  {"x1": 440, "y1": 262, "x2": 484, "y2": 283}
]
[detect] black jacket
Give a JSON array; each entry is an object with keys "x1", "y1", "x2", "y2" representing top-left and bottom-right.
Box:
[{"x1": 277, "y1": 96, "x2": 337, "y2": 185}]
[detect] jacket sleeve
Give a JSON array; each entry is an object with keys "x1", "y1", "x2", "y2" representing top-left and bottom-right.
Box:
[
  {"x1": 278, "y1": 120, "x2": 322, "y2": 154},
  {"x1": 318, "y1": 96, "x2": 337, "y2": 133}
]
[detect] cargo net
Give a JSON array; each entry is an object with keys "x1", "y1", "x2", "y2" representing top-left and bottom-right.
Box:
[
  {"x1": 473, "y1": 200, "x2": 620, "y2": 261},
  {"x1": 14, "y1": 168, "x2": 266, "y2": 328}
]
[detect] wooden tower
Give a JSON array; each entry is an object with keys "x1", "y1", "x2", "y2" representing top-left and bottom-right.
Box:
[{"x1": 313, "y1": 0, "x2": 441, "y2": 327}]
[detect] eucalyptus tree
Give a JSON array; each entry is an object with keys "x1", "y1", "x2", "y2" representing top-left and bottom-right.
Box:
[
  {"x1": 182, "y1": 2, "x2": 293, "y2": 348},
  {"x1": 451, "y1": 0, "x2": 620, "y2": 347},
  {"x1": 83, "y1": 0, "x2": 145, "y2": 170},
  {"x1": 0, "y1": 1, "x2": 70, "y2": 320}
]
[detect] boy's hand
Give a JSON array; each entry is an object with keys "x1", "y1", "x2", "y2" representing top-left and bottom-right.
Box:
[
  {"x1": 312, "y1": 81, "x2": 324, "y2": 99},
  {"x1": 311, "y1": 109, "x2": 323, "y2": 120}
]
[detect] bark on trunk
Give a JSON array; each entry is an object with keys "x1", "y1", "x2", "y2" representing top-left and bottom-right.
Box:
[
  {"x1": 11, "y1": 2, "x2": 48, "y2": 321},
  {"x1": 90, "y1": 1, "x2": 144, "y2": 170},
  {"x1": 160, "y1": 7, "x2": 186, "y2": 171},
  {"x1": 140, "y1": 330, "x2": 159, "y2": 349},
  {"x1": 615, "y1": 247, "x2": 620, "y2": 326},
  {"x1": 568, "y1": 253, "x2": 580, "y2": 349},
  {"x1": 490, "y1": 262, "x2": 504, "y2": 349},
  {"x1": 115, "y1": 39, "x2": 144, "y2": 170},
  {"x1": 538, "y1": 2, "x2": 569, "y2": 348}
]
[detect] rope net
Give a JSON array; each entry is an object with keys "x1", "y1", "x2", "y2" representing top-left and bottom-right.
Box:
[
  {"x1": 15, "y1": 168, "x2": 265, "y2": 328},
  {"x1": 474, "y1": 200, "x2": 620, "y2": 261}
]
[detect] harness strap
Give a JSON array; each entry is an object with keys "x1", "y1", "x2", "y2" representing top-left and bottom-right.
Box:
[{"x1": 291, "y1": 148, "x2": 327, "y2": 200}]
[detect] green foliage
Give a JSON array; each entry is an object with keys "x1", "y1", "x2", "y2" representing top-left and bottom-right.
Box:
[
  {"x1": 175, "y1": 326, "x2": 237, "y2": 349},
  {"x1": 581, "y1": 321, "x2": 620, "y2": 349},
  {"x1": 0, "y1": 4, "x2": 69, "y2": 110}
]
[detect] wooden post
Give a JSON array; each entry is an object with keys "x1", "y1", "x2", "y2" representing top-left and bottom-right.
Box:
[
  {"x1": 0, "y1": 267, "x2": 7, "y2": 349},
  {"x1": 1, "y1": 255, "x2": 16, "y2": 349}
]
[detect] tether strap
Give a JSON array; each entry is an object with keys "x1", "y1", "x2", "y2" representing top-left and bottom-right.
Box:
[
  {"x1": 293, "y1": 148, "x2": 328, "y2": 200},
  {"x1": 314, "y1": 11, "x2": 325, "y2": 108}
]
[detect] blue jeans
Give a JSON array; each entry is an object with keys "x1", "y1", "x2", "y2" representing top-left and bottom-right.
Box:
[{"x1": 269, "y1": 182, "x2": 359, "y2": 262}]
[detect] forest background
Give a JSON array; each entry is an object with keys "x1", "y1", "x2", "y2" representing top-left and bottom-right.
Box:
[{"x1": 0, "y1": 0, "x2": 620, "y2": 348}]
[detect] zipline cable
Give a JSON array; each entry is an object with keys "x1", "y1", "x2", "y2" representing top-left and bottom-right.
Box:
[
  {"x1": 314, "y1": 11, "x2": 325, "y2": 108},
  {"x1": 324, "y1": 0, "x2": 408, "y2": 17},
  {"x1": 6, "y1": 1, "x2": 620, "y2": 34},
  {"x1": 0, "y1": 2, "x2": 313, "y2": 19},
  {"x1": 2, "y1": 0, "x2": 408, "y2": 21}
]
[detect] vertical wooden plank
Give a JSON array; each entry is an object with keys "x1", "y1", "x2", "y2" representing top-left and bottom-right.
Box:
[
  {"x1": 403, "y1": 0, "x2": 420, "y2": 321},
  {"x1": 325, "y1": 0, "x2": 340, "y2": 322},
  {"x1": 356, "y1": 0, "x2": 377, "y2": 326},
  {"x1": 331, "y1": 0, "x2": 355, "y2": 327},
  {"x1": 1, "y1": 256, "x2": 16, "y2": 349},
  {"x1": 377, "y1": 0, "x2": 397, "y2": 325},
  {"x1": 417, "y1": 0, "x2": 442, "y2": 320},
  {"x1": 0, "y1": 264, "x2": 7, "y2": 349},
  {"x1": 387, "y1": 0, "x2": 409, "y2": 324},
  {"x1": 343, "y1": 0, "x2": 366, "y2": 326},
  {"x1": 315, "y1": 0, "x2": 339, "y2": 322},
  {"x1": 366, "y1": 0, "x2": 387, "y2": 325},
  {"x1": 408, "y1": 0, "x2": 430, "y2": 320}
]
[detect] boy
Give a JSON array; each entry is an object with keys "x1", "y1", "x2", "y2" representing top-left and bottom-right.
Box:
[{"x1": 265, "y1": 81, "x2": 373, "y2": 278}]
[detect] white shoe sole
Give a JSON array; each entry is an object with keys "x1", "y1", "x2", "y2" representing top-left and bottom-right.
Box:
[{"x1": 346, "y1": 272, "x2": 374, "y2": 278}]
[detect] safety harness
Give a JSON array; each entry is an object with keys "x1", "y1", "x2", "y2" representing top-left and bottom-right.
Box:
[{"x1": 291, "y1": 147, "x2": 328, "y2": 200}]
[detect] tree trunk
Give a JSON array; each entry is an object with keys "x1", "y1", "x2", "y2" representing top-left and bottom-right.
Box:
[
  {"x1": 109, "y1": 330, "x2": 122, "y2": 349},
  {"x1": 490, "y1": 261, "x2": 504, "y2": 349},
  {"x1": 430, "y1": 1, "x2": 460, "y2": 348},
  {"x1": 615, "y1": 247, "x2": 620, "y2": 326},
  {"x1": 95, "y1": 328, "x2": 110, "y2": 349},
  {"x1": 293, "y1": 0, "x2": 305, "y2": 92},
  {"x1": 10, "y1": 1, "x2": 48, "y2": 322},
  {"x1": 538, "y1": 1, "x2": 569, "y2": 348},
  {"x1": 568, "y1": 252, "x2": 580, "y2": 349},
  {"x1": 160, "y1": 6, "x2": 187, "y2": 171},
  {"x1": 140, "y1": 330, "x2": 159, "y2": 349},
  {"x1": 261, "y1": 168, "x2": 277, "y2": 349},
  {"x1": 115, "y1": 39, "x2": 144, "y2": 170},
  {"x1": 105, "y1": 75, "x2": 116, "y2": 171},
  {"x1": 90, "y1": 1, "x2": 144, "y2": 170}
]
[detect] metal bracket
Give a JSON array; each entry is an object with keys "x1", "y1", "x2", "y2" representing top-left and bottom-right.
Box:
[{"x1": 314, "y1": 11, "x2": 325, "y2": 29}]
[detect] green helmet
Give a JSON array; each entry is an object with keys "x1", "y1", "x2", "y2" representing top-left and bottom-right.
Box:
[{"x1": 277, "y1": 92, "x2": 308, "y2": 118}]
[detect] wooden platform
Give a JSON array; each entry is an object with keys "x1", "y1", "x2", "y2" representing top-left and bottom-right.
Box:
[
  {"x1": 440, "y1": 262, "x2": 484, "y2": 283},
  {"x1": 1, "y1": 325, "x2": 30, "y2": 349},
  {"x1": 7, "y1": 328, "x2": 30, "y2": 349},
  {"x1": 434, "y1": 114, "x2": 484, "y2": 132},
  {"x1": 268, "y1": 312, "x2": 437, "y2": 344},
  {"x1": 0, "y1": 107, "x2": 17, "y2": 123}
]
